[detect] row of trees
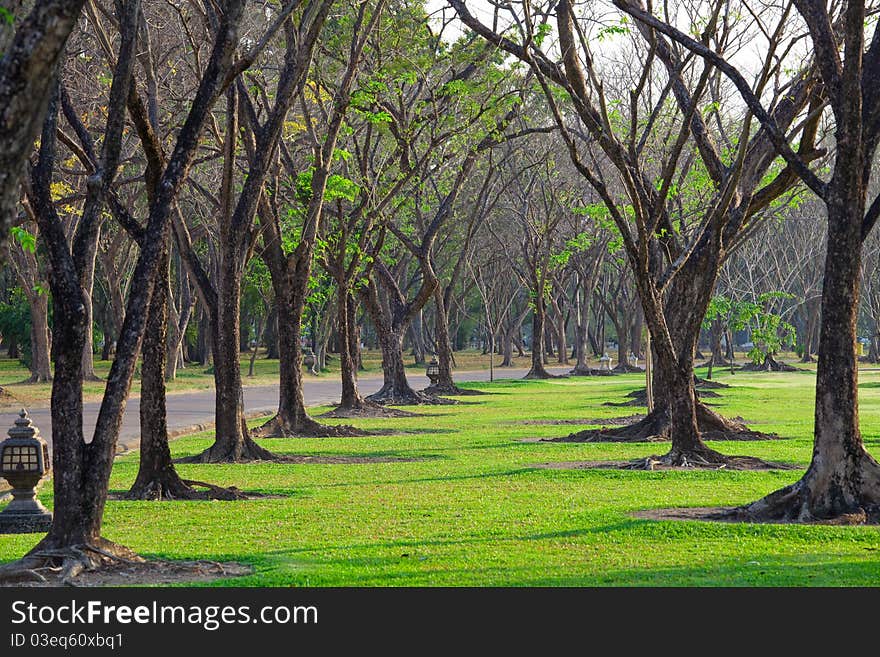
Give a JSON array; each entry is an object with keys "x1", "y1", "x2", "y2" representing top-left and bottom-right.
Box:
[{"x1": 0, "y1": 0, "x2": 878, "y2": 581}]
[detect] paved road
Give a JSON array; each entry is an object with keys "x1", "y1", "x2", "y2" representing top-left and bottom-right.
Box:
[{"x1": 9, "y1": 365, "x2": 573, "y2": 454}]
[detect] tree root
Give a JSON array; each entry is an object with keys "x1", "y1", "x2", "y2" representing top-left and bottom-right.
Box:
[
  {"x1": 422, "y1": 383, "x2": 487, "y2": 396},
  {"x1": 177, "y1": 434, "x2": 279, "y2": 463},
  {"x1": 721, "y1": 456, "x2": 880, "y2": 523},
  {"x1": 551, "y1": 402, "x2": 778, "y2": 443},
  {"x1": 0, "y1": 537, "x2": 143, "y2": 586},
  {"x1": 569, "y1": 366, "x2": 616, "y2": 376},
  {"x1": 739, "y1": 356, "x2": 801, "y2": 372},
  {"x1": 125, "y1": 474, "x2": 248, "y2": 501},
  {"x1": 694, "y1": 377, "x2": 730, "y2": 389},
  {"x1": 251, "y1": 413, "x2": 370, "y2": 438},
  {"x1": 366, "y1": 386, "x2": 457, "y2": 406},
  {"x1": 320, "y1": 400, "x2": 417, "y2": 419},
  {"x1": 613, "y1": 363, "x2": 645, "y2": 373}
]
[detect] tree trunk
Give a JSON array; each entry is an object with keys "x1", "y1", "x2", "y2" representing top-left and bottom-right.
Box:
[
  {"x1": 524, "y1": 295, "x2": 552, "y2": 378},
  {"x1": 28, "y1": 292, "x2": 52, "y2": 382},
  {"x1": 127, "y1": 240, "x2": 238, "y2": 499},
  {"x1": 190, "y1": 254, "x2": 274, "y2": 462},
  {"x1": 737, "y1": 195, "x2": 880, "y2": 521},
  {"x1": 424, "y1": 285, "x2": 465, "y2": 394}
]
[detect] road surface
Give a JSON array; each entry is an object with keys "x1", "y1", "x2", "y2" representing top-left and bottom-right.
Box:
[{"x1": 9, "y1": 365, "x2": 573, "y2": 454}]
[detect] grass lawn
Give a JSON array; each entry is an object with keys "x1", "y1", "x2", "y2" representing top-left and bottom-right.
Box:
[{"x1": 3, "y1": 361, "x2": 880, "y2": 586}]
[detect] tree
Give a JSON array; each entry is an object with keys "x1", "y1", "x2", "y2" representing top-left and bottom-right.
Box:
[
  {"x1": 0, "y1": 0, "x2": 254, "y2": 582},
  {"x1": 617, "y1": 0, "x2": 880, "y2": 519},
  {"x1": 451, "y1": 0, "x2": 818, "y2": 463}
]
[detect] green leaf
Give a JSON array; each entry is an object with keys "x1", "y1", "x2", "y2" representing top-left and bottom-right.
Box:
[{"x1": 11, "y1": 226, "x2": 36, "y2": 253}]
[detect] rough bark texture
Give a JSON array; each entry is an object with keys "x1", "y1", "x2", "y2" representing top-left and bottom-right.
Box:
[
  {"x1": 0, "y1": 0, "x2": 251, "y2": 583},
  {"x1": 733, "y1": 196, "x2": 880, "y2": 521},
  {"x1": 0, "y1": 0, "x2": 87, "y2": 264},
  {"x1": 126, "y1": 239, "x2": 243, "y2": 500}
]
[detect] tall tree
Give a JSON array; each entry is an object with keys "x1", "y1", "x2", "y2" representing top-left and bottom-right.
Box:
[
  {"x1": 620, "y1": 0, "x2": 880, "y2": 518},
  {"x1": 0, "y1": 0, "x2": 250, "y2": 582},
  {"x1": 451, "y1": 0, "x2": 820, "y2": 464}
]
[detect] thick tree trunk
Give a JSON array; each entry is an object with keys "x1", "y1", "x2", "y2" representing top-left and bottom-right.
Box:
[
  {"x1": 256, "y1": 283, "x2": 334, "y2": 436},
  {"x1": 551, "y1": 295, "x2": 568, "y2": 364},
  {"x1": 190, "y1": 257, "x2": 274, "y2": 462},
  {"x1": 126, "y1": 243, "x2": 239, "y2": 499},
  {"x1": 28, "y1": 292, "x2": 52, "y2": 382},
  {"x1": 735, "y1": 196, "x2": 880, "y2": 521}
]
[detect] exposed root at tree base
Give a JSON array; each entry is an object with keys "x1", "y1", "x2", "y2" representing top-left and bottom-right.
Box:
[
  {"x1": 319, "y1": 401, "x2": 417, "y2": 419},
  {"x1": 251, "y1": 414, "x2": 372, "y2": 438},
  {"x1": 523, "y1": 369, "x2": 569, "y2": 380},
  {"x1": 633, "y1": 504, "x2": 880, "y2": 525},
  {"x1": 568, "y1": 366, "x2": 616, "y2": 376},
  {"x1": 366, "y1": 388, "x2": 457, "y2": 406},
  {"x1": 605, "y1": 386, "x2": 719, "y2": 408},
  {"x1": 122, "y1": 476, "x2": 250, "y2": 501},
  {"x1": 0, "y1": 541, "x2": 251, "y2": 586},
  {"x1": 421, "y1": 384, "x2": 487, "y2": 396},
  {"x1": 613, "y1": 364, "x2": 645, "y2": 373},
  {"x1": 532, "y1": 452, "x2": 795, "y2": 472}
]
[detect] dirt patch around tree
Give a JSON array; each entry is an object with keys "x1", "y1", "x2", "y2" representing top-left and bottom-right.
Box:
[
  {"x1": 318, "y1": 406, "x2": 419, "y2": 419},
  {"x1": 631, "y1": 506, "x2": 880, "y2": 525},
  {"x1": 515, "y1": 414, "x2": 647, "y2": 426},
  {"x1": 174, "y1": 453, "x2": 428, "y2": 465},
  {"x1": 0, "y1": 558, "x2": 253, "y2": 587},
  {"x1": 529, "y1": 456, "x2": 799, "y2": 471}
]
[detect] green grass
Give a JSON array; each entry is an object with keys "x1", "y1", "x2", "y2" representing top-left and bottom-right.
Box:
[{"x1": 3, "y1": 362, "x2": 880, "y2": 586}]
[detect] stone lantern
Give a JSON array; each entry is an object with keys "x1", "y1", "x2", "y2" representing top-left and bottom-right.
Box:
[
  {"x1": 426, "y1": 358, "x2": 440, "y2": 386},
  {"x1": 0, "y1": 410, "x2": 52, "y2": 533},
  {"x1": 599, "y1": 353, "x2": 613, "y2": 371}
]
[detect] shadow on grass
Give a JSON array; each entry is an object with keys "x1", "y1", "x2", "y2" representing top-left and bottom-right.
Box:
[{"x1": 320, "y1": 467, "x2": 535, "y2": 489}]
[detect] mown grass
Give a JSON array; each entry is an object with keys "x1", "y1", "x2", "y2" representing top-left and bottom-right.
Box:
[{"x1": 3, "y1": 361, "x2": 880, "y2": 586}]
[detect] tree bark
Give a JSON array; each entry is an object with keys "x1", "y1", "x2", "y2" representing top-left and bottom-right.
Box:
[
  {"x1": 0, "y1": 0, "x2": 87, "y2": 264},
  {"x1": 524, "y1": 294, "x2": 553, "y2": 378},
  {"x1": 736, "y1": 195, "x2": 880, "y2": 520},
  {"x1": 126, "y1": 235, "x2": 233, "y2": 499},
  {"x1": 28, "y1": 292, "x2": 52, "y2": 382}
]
